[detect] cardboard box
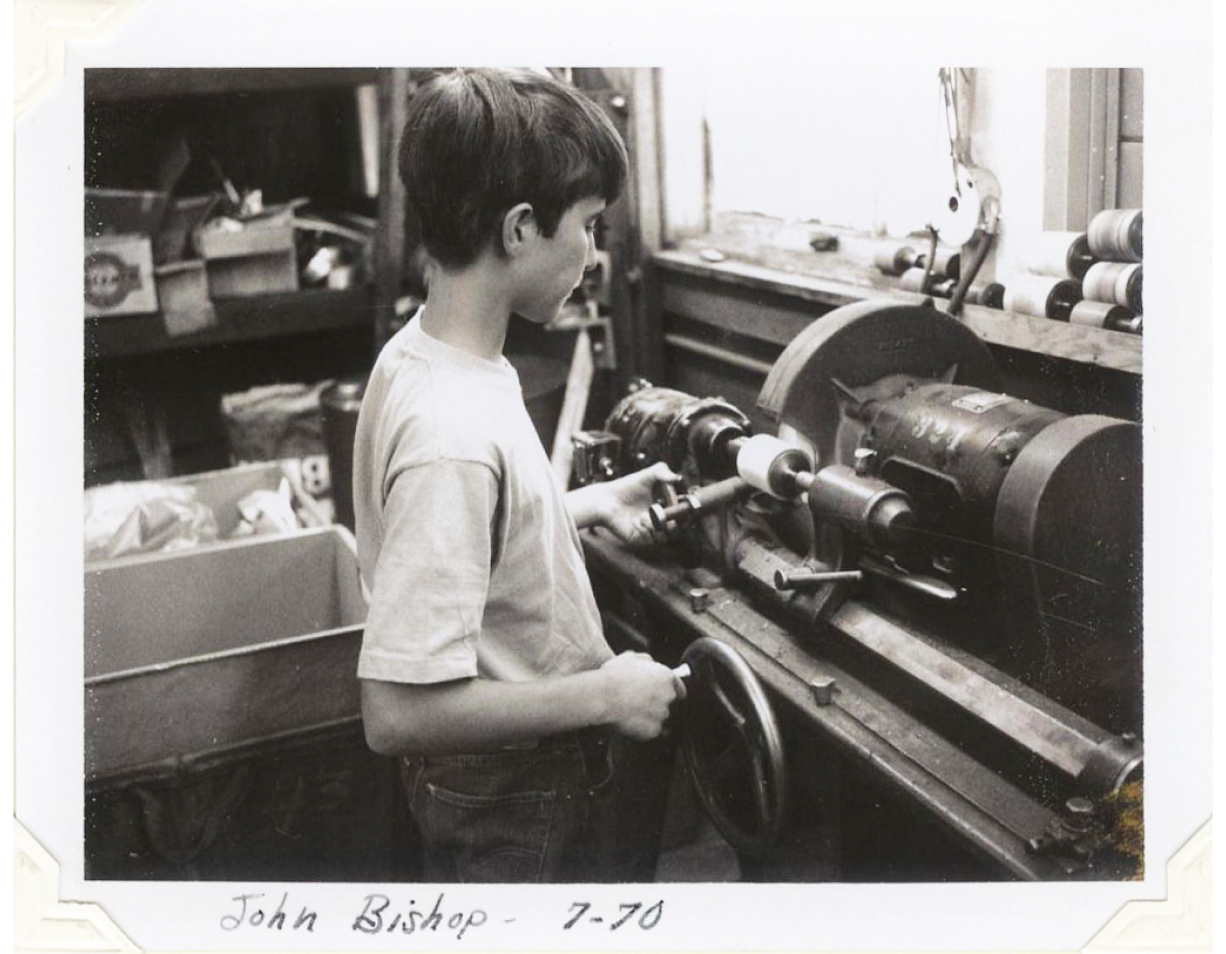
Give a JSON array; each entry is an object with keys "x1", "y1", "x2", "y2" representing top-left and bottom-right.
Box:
[
  {"x1": 85, "y1": 234, "x2": 159, "y2": 317},
  {"x1": 153, "y1": 194, "x2": 220, "y2": 264},
  {"x1": 193, "y1": 206, "x2": 299, "y2": 297},
  {"x1": 205, "y1": 251, "x2": 299, "y2": 297},
  {"x1": 84, "y1": 460, "x2": 331, "y2": 562},
  {"x1": 85, "y1": 188, "x2": 169, "y2": 238},
  {"x1": 172, "y1": 460, "x2": 327, "y2": 536},
  {"x1": 154, "y1": 259, "x2": 216, "y2": 336}
]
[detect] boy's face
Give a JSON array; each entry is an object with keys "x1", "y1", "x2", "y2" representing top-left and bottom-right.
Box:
[{"x1": 513, "y1": 196, "x2": 604, "y2": 324}]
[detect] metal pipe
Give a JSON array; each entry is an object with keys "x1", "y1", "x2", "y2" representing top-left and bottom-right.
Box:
[{"x1": 663, "y1": 333, "x2": 775, "y2": 376}]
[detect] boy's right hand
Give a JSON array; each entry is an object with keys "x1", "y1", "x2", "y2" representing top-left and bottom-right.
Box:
[{"x1": 598, "y1": 651, "x2": 686, "y2": 740}]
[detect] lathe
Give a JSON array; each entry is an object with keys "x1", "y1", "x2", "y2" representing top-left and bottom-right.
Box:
[{"x1": 575, "y1": 299, "x2": 1143, "y2": 881}]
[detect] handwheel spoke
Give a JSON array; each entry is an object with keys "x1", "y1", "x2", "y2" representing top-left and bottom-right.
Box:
[
  {"x1": 708, "y1": 678, "x2": 748, "y2": 732},
  {"x1": 747, "y1": 744, "x2": 772, "y2": 828},
  {"x1": 691, "y1": 735, "x2": 741, "y2": 788},
  {"x1": 707, "y1": 737, "x2": 746, "y2": 787}
]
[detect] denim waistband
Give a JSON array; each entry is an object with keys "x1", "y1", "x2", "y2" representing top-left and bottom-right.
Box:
[
  {"x1": 409, "y1": 726, "x2": 616, "y2": 790},
  {"x1": 528, "y1": 725, "x2": 613, "y2": 753}
]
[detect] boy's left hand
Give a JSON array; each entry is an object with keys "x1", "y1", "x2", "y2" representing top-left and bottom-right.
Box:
[{"x1": 598, "y1": 461, "x2": 681, "y2": 547}]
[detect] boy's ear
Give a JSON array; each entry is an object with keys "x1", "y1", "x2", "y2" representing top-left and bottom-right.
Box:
[{"x1": 501, "y1": 203, "x2": 538, "y2": 257}]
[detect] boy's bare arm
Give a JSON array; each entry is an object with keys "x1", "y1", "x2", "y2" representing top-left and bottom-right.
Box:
[
  {"x1": 362, "y1": 651, "x2": 685, "y2": 757},
  {"x1": 565, "y1": 462, "x2": 679, "y2": 543}
]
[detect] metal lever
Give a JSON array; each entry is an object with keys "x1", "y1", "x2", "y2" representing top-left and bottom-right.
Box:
[
  {"x1": 648, "y1": 476, "x2": 751, "y2": 531},
  {"x1": 774, "y1": 568, "x2": 864, "y2": 591},
  {"x1": 860, "y1": 556, "x2": 959, "y2": 602}
]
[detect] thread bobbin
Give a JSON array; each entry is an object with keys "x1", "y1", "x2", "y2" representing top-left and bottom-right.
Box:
[{"x1": 1087, "y1": 209, "x2": 1143, "y2": 262}]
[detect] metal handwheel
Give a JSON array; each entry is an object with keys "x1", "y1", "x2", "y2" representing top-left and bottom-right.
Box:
[{"x1": 680, "y1": 636, "x2": 788, "y2": 855}]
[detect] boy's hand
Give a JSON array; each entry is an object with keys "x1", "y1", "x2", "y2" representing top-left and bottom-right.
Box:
[
  {"x1": 596, "y1": 462, "x2": 682, "y2": 547},
  {"x1": 599, "y1": 651, "x2": 686, "y2": 740}
]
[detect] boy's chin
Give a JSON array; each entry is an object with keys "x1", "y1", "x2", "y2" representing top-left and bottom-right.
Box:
[{"x1": 513, "y1": 305, "x2": 563, "y2": 325}]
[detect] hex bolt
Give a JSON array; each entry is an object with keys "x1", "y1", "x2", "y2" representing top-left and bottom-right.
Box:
[
  {"x1": 688, "y1": 587, "x2": 710, "y2": 613},
  {"x1": 809, "y1": 676, "x2": 837, "y2": 706},
  {"x1": 1064, "y1": 796, "x2": 1096, "y2": 831}
]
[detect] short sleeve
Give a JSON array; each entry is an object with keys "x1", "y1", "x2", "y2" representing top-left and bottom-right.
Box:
[{"x1": 357, "y1": 458, "x2": 500, "y2": 684}]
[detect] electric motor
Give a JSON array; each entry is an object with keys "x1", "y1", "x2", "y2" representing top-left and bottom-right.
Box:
[{"x1": 605, "y1": 386, "x2": 751, "y2": 478}]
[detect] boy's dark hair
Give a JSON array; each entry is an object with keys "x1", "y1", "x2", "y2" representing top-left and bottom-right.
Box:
[{"x1": 399, "y1": 68, "x2": 628, "y2": 269}]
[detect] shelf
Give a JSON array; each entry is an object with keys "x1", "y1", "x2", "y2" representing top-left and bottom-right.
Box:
[
  {"x1": 85, "y1": 68, "x2": 382, "y2": 103},
  {"x1": 653, "y1": 249, "x2": 1142, "y2": 376},
  {"x1": 85, "y1": 286, "x2": 375, "y2": 359}
]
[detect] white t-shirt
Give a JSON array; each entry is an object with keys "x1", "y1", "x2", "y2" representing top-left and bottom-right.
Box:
[{"x1": 353, "y1": 312, "x2": 613, "y2": 684}]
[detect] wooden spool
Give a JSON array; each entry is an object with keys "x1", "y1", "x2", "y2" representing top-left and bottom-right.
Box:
[
  {"x1": 1087, "y1": 209, "x2": 1143, "y2": 262},
  {"x1": 1004, "y1": 275, "x2": 1082, "y2": 321},
  {"x1": 1082, "y1": 262, "x2": 1143, "y2": 313},
  {"x1": 1023, "y1": 231, "x2": 1094, "y2": 279},
  {"x1": 1070, "y1": 300, "x2": 1141, "y2": 334}
]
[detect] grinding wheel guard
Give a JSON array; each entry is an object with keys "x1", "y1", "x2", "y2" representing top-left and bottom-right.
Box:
[
  {"x1": 757, "y1": 300, "x2": 1002, "y2": 468},
  {"x1": 680, "y1": 636, "x2": 788, "y2": 855}
]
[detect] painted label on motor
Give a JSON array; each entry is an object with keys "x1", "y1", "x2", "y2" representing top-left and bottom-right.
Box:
[{"x1": 951, "y1": 392, "x2": 1013, "y2": 414}]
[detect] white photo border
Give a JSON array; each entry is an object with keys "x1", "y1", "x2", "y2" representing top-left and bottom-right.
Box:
[{"x1": 12, "y1": 0, "x2": 1216, "y2": 951}]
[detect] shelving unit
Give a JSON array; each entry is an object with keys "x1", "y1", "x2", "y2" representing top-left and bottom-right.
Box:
[
  {"x1": 84, "y1": 68, "x2": 410, "y2": 484},
  {"x1": 85, "y1": 68, "x2": 383, "y2": 102},
  {"x1": 86, "y1": 287, "x2": 374, "y2": 359},
  {"x1": 652, "y1": 249, "x2": 1142, "y2": 374}
]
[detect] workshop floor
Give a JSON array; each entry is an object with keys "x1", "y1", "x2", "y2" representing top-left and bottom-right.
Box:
[{"x1": 653, "y1": 753, "x2": 741, "y2": 882}]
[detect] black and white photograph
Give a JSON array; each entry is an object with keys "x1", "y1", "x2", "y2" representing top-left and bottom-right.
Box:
[{"x1": 11, "y1": 1, "x2": 1216, "y2": 952}]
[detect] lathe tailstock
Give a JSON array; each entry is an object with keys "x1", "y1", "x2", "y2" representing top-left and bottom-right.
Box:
[{"x1": 576, "y1": 300, "x2": 1142, "y2": 881}]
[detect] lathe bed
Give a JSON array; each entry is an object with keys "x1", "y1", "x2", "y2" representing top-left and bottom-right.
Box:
[{"x1": 585, "y1": 531, "x2": 1139, "y2": 881}]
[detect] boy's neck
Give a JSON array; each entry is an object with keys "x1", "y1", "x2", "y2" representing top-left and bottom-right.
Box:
[{"x1": 419, "y1": 259, "x2": 514, "y2": 362}]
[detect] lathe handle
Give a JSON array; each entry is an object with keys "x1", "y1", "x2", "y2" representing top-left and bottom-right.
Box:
[
  {"x1": 774, "y1": 568, "x2": 864, "y2": 591},
  {"x1": 648, "y1": 476, "x2": 750, "y2": 530}
]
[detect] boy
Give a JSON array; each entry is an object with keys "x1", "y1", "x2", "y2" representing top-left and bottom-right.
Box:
[{"x1": 353, "y1": 69, "x2": 686, "y2": 883}]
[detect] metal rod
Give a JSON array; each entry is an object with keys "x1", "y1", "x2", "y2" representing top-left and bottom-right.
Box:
[
  {"x1": 774, "y1": 569, "x2": 864, "y2": 590},
  {"x1": 663, "y1": 333, "x2": 775, "y2": 376}
]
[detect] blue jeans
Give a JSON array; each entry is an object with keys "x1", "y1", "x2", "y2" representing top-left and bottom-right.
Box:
[{"x1": 401, "y1": 728, "x2": 671, "y2": 883}]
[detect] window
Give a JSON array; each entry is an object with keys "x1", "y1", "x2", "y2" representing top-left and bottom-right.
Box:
[
  {"x1": 1043, "y1": 68, "x2": 1143, "y2": 231},
  {"x1": 660, "y1": 65, "x2": 968, "y2": 240}
]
